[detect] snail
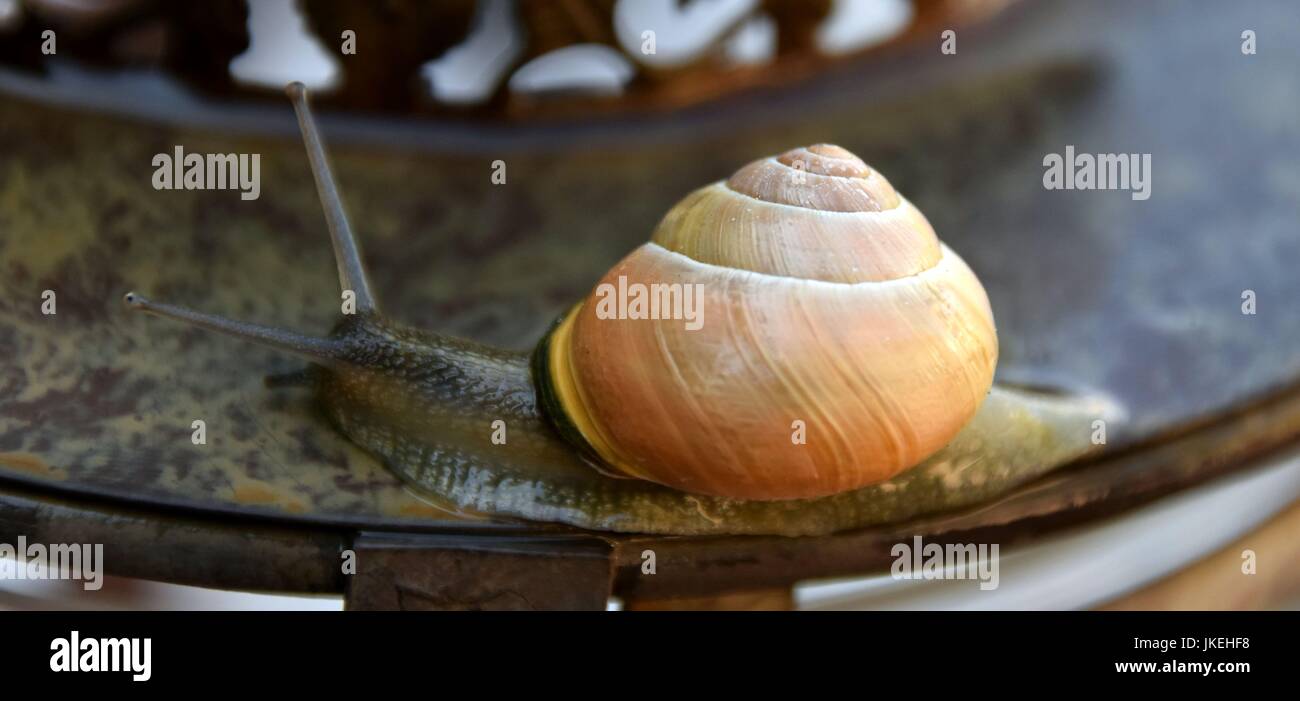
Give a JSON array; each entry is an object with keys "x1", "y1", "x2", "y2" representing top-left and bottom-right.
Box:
[
  {"x1": 123, "y1": 83, "x2": 1113, "y2": 536},
  {"x1": 539, "y1": 142, "x2": 997, "y2": 500}
]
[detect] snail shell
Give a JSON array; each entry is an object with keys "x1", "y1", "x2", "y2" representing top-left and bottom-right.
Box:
[{"x1": 539, "y1": 144, "x2": 999, "y2": 500}]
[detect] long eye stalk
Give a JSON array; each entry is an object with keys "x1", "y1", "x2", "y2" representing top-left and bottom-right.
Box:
[{"x1": 285, "y1": 82, "x2": 377, "y2": 313}]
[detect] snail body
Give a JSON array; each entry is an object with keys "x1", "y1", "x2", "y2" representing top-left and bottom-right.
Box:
[{"x1": 124, "y1": 85, "x2": 1105, "y2": 536}]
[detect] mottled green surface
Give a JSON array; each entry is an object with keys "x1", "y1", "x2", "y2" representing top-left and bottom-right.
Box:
[
  {"x1": 0, "y1": 103, "x2": 460, "y2": 524},
  {"x1": 1, "y1": 0, "x2": 1298, "y2": 533}
]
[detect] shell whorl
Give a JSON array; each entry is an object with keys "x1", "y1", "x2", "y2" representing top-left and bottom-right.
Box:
[
  {"x1": 540, "y1": 145, "x2": 998, "y2": 501},
  {"x1": 730, "y1": 144, "x2": 900, "y2": 211},
  {"x1": 650, "y1": 145, "x2": 943, "y2": 283}
]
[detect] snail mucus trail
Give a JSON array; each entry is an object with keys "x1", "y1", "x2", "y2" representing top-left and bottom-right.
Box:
[{"x1": 124, "y1": 83, "x2": 1112, "y2": 537}]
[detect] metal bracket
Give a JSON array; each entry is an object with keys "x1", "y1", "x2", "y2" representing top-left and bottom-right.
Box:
[{"x1": 344, "y1": 532, "x2": 613, "y2": 610}]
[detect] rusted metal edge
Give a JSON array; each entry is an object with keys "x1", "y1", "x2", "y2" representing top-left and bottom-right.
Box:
[
  {"x1": 0, "y1": 482, "x2": 347, "y2": 593},
  {"x1": 3, "y1": 381, "x2": 1300, "y2": 598}
]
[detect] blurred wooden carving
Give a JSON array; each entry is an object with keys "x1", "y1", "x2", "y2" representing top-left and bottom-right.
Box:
[{"x1": 0, "y1": 0, "x2": 1015, "y2": 120}]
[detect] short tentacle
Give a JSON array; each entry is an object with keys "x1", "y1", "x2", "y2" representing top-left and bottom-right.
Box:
[{"x1": 123, "y1": 292, "x2": 343, "y2": 364}]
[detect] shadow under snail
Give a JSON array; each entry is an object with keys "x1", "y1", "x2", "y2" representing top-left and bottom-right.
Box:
[{"x1": 123, "y1": 83, "x2": 1117, "y2": 536}]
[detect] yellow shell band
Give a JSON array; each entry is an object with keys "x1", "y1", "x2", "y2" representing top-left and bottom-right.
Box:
[{"x1": 542, "y1": 305, "x2": 653, "y2": 482}]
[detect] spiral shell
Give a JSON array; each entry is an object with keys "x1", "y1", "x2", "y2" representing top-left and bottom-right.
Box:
[{"x1": 539, "y1": 144, "x2": 998, "y2": 500}]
